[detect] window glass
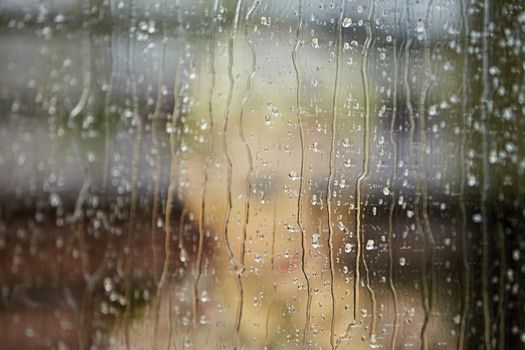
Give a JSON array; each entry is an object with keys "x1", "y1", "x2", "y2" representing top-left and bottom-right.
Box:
[{"x1": 0, "y1": 0, "x2": 523, "y2": 348}]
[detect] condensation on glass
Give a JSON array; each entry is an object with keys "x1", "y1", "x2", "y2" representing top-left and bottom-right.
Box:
[{"x1": 0, "y1": 0, "x2": 523, "y2": 349}]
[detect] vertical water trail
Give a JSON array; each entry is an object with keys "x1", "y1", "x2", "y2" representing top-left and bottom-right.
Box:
[
  {"x1": 480, "y1": 0, "x2": 492, "y2": 346},
  {"x1": 149, "y1": 13, "x2": 169, "y2": 341},
  {"x1": 221, "y1": 0, "x2": 245, "y2": 347},
  {"x1": 151, "y1": 28, "x2": 167, "y2": 288},
  {"x1": 264, "y1": 189, "x2": 279, "y2": 349},
  {"x1": 155, "y1": 4, "x2": 183, "y2": 349},
  {"x1": 355, "y1": 0, "x2": 377, "y2": 337},
  {"x1": 123, "y1": 0, "x2": 142, "y2": 346},
  {"x1": 102, "y1": 19, "x2": 114, "y2": 194},
  {"x1": 496, "y1": 219, "x2": 506, "y2": 350},
  {"x1": 458, "y1": 0, "x2": 471, "y2": 346},
  {"x1": 70, "y1": 132, "x2": 94, "y2": 350},
  {"x1": 271, "y1": 190, "x2": 278, "y2": 275},
  {"x1": 404, "y1": 0, "x2": 429, "y2": 350},
  {"x1": 167, "y1": 289, "x2": 176, "y2": 350},
  {"x1": 68, "y1": 35, "x2": 93, "y2": 332},
  {"x1": 63, "y1": 29, "x2": 92, "y2": 346},
  {"x1": 192, "y1": 1, "x2": 219, "y2": 347},
  {"x1": 401, "y1": 3, "x2": 432, "y2": 349},
  {"x1": 76, "y1": 215, "x2": 90, "y2": 350},
  {"x1": 238, "y1": 0, "x2": 259, "y2": 279},
  {"x1": 69, "y1": 46, "x2": 103, "y2": 344},
  {"x1": 387, "y1": 3, "x2": 400, "y2": 347},
  {"x1": 60, "y1": 22, "x2": 91, "y2": 334},
  {"x1": 156, "y1": 36, "x2": 182, "y2": 350},
  {"x1": 174, "y1": 0, "x2": 186, "y2": 291},
  {"x1": 326, "y1": 1, "x2": 345, "y2": 347},
  {"x1": 291, "y1": 0, "x2": 312, "y2": 347},
  {"x1": 418, "y1": 2, "x2": 436, "y2": 348},
  {"x1": 68, "y1": 48, "x2": 91, "y2": 327},
  {"x1": 62, "y1": 285, "x2": 81, "y2": 349}
]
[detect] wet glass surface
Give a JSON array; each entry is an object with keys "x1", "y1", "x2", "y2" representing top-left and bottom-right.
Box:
[{"x1": 0, "y1": 0, "x2": 524, "y2": 348}]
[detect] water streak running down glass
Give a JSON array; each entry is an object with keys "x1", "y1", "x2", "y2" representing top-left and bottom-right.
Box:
[{"x1": 0, "y1": 0, "x2": 523, "y2": 348}]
